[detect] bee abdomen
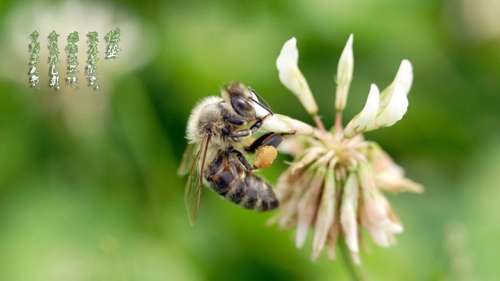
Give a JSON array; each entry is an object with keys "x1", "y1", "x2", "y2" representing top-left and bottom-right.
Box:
[
  {"x1": 226, "y1": 180, "x2": 246, "y2": 204},
  {"x1": 241, "y1": 186, "x2": 258, "y2": 209},
  {"x1": 206, "y1": 150, "x2": 279, "y2": 211},
  {"x1": 209, "y1": 170, "x2": 234, "y2": 196},
  {"x1": 240, "y1": 174, "x2": 279, "y2": 211},
  {"x1": 209, "y1": 173, "x2": 279, "y2": 211}
]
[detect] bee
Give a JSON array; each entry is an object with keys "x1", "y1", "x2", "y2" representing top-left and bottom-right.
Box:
[{"x1": 178, "y1": 82, "x2": 290, "y2": 224}]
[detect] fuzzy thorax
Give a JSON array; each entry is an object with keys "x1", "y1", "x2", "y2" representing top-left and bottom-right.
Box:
[{"x1": 186, "y1": 96, "x2": 224, "y2": 144}]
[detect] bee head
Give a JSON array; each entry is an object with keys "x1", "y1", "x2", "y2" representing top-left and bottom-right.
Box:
[{"x1": 222, "y1": 82, "x2": 273, "y2": 118}]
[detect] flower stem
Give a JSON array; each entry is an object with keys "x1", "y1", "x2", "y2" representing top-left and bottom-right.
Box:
[
  {"x1": 313, "y1": 114, "x2": 326, "y2": 132},
  {"x1": 334, "y1": 111, "x2": 343, "y2": 136},
  {"x1": 339, "y1": 241, "x2": 366, "y2": 281}
]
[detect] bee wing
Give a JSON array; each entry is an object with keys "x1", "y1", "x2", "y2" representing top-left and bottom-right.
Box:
[
  {"x1": 184, "y1": 135, "x2": 211, "y2": 225},
  {"x1": 178, "y1": 143, "x2": 197, "y2": 176}
]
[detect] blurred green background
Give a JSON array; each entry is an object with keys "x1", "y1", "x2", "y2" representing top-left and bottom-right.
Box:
[{"x1": 0, "y1": 0, "x2": 499, "y2": 280}]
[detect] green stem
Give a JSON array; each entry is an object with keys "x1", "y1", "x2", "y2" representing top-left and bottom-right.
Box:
[{"x1": 339, "y1": 241, "x2": 366, "y2": 281}]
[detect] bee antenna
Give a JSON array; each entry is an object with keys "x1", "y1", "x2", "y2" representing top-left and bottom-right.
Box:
[
  {"x1": 248, "y1": 88, "x2": 273, "y2": 115},
  {"x1": 249, "y1": 97, "x2": 273, "y2": 115}
]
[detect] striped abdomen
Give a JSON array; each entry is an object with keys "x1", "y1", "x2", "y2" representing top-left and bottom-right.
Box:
[{"x1": 205, "y1": 150, "x2": 279, "y2": 211}]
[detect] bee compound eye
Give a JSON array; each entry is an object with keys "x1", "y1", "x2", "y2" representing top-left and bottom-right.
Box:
[{"x1": 231, "y1": 96, "x2": 254, "y2": 116}]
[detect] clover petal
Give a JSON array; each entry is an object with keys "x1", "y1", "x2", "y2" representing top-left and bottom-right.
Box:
[
  {"x1": 335, "y1": 34, "x2": 354, "y2": 112},
  {"x1": 344, "y1": 84, "x2": 380, "y2": 137},
  {"x1": 276, "y1": 37, "x2": 318, "y2": 114},
  {"x1": 370, "y1": 60, "x2": 413, "y2": 129}
]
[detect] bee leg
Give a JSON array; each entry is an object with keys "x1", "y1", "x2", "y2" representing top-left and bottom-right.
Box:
[
  {"x1": 230, "y1": 129, "x2": 252, "y2": 142},
  {"x1": 245, "y1": 132, "x2": 293, "y2": 153},
  {"x1": 227, "y1": 147, "x2": 253, "y2": 171},
  {"x1": 250, "y1": 119, "x2": 263, "y2": 132},
  {"x1": 224, "y1": 115, "x2": 246, "y2": 126},
  {"x1": 230, "y1": 118, "x2": 266, "y2": 142},
  {"x1": 249, "y1": 113, "x2": 272, "y2": 133},
  {"x1": 230, "y1": 113, "x2": 274, "y2": 142}
]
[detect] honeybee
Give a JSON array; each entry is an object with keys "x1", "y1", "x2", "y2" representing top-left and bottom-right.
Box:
[{"x1": 178, "y1": 82, "x2": 290, "y2": 224}]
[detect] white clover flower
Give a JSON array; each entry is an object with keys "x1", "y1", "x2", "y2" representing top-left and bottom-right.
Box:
[
  {"x1": 344, "y1": 83, "x2": 380, "y2": 137},
  {"x1": 369, "y1": 60, "x2": 413, "y2": 130},
  {"x1": 262, "y1": 114, "x2": 315, "y2": 136},
  {"x1": 276, "y1": 37, "x2": 319, "y2": 115},
  {"x1": 269, "y1": 35, "x2": 422, "y2": 264},
  {"x1": 344, "y1": 59, "x2": 413, "y2": 137},
  {"x1": 335, "y1": 34, "x2": 354, "y2": 112}
]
